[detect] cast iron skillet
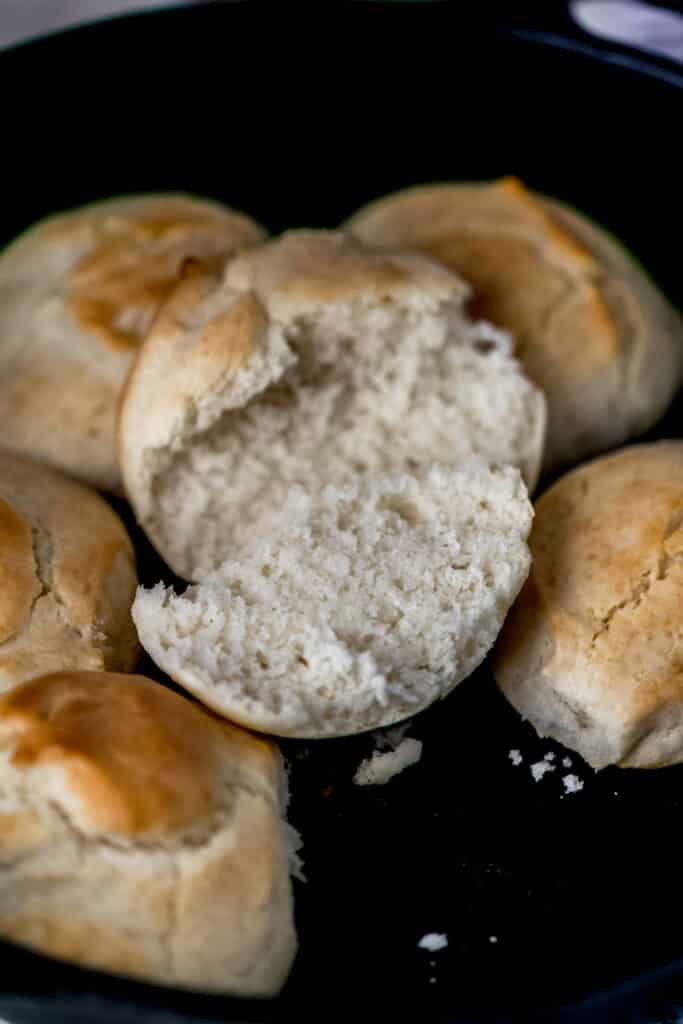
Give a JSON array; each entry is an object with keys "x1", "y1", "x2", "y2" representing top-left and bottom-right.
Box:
[{"x1": 0, "y1": 4, "x2": 681, "y2": 1022}]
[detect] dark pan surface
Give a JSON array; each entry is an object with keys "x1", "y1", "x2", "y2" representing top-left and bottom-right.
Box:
[{"x1": 0, "y1": 5, "x2": 681, "y2": 1022}]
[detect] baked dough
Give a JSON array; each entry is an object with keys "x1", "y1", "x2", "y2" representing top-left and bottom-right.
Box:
[
  {"x1": 0, "y1": 670, "x2": 297, "y2": 993},
  {"x1": 0, "y1": 194, "x2": 265, "y2": 490},
  {"x1": 347, "y1": 177, "x2": 682, "y2": 473},
  {"x1": 494, "y1": 441, "x2": 683, "y2": 769},
  {"x1": 120, "y1": 229, "x2": 545, "y2": 579},
  {"x1": 0, "y1": 451, "x2": 138, "y2": 692}
]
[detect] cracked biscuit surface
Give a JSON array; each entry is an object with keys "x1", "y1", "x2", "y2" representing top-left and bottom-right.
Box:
[
  {"x1": 0, "y1": 195, "x2": 265, "y2": 491},
  {"x1": 133, "y1": 461, "x2": 533, "y2": 737},
  {"x1": 494, "y1": 442, "x2": 683, "y2": 769},
  {"x1": 0, "y1": 671, "x2": 297, "y2": 993},
  {"x1": 347, "y1": 177, "x2": 682, "y2": 474},
  {"x1": 0, "y1": 452, "x2": 138, "y2": 692},
  {"x1": 120, "y1": 229, "x2": 545, "y2": 580}
]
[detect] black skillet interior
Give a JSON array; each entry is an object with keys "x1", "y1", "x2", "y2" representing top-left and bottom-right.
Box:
[{"x1": 0, "y1": 4, "x2": 682, "y2": 1023}]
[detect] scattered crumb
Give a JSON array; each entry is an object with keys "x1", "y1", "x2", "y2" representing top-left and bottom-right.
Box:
[
  {"x1": 508, "y1": 748, "x2": 523, "y2": 766},
  {"x1": 354, "y1": 737, "x2": 423, "y2": 785},
  {"x1": 562, "y1": 774, "x2": 584, "y2": 795},
  {"x1": 543, "y1": 751, "x2": 556, "y2": 762},
  {"x1": 418, "y1": 933, "x2": 448, "y2": 952},
  {"x1": 429, "y1": 977, "x2": 437, "y2": 984},
  {"x1": 489, "y1": 936, "x2": 498, "y2": 944},
  {"x1": 562, "y1": 756, "x2": 572, "y2": 768},
  {"x1": 530, "y1": 760, "x2": 556, "y2": 782}
]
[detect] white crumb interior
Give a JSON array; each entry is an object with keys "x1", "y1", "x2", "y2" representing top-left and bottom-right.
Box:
[
  {"x1": 562, "y1": 774, "x2": 584, "y2": 795},
  {"x1": 530, "y1": 761, "x2": 555, "y2": 782},
  {"x1": 418, "y1": 933, "x2": 448, "y2": 952},
  {"x1": 353, "y1": 737, "x2": 423, "y2": 786},
  {"x1": 146, "y1": 295, "x2": 541, "y2": 578},
  {"x1": 133, "y1": 462, "x2": 532, "y2": 737}
]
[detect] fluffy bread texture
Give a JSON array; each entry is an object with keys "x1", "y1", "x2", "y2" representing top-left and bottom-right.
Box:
[
  {"x1": 0, "y1": 194, "x2": 266, "y2": 491},
  {"x1": 133, "y1": 462, "x2": 533, "y2": 738},
  {"x1": 494, "y1": 442, "x2": 683, "y2": 770},
  {"x1": 0, "y1": 671, "x2": 297, "y2": 994},
  {"x1": 120, "y1": 229, "x2": 545, "y2": 580},
  {"x1": 347, "y1": 177, "x2": 682, "y2": 474},
  {"x1": 0, "y1": 451, "x2": 138, "y2": 693}
]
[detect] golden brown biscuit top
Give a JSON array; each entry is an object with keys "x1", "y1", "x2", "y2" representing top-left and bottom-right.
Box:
[
  {"x1": 0, "y1": 497, "x2": 39, "y2": 645},
  {"x1": 348, "y1": 177, "x2": 618, "y2": 373},
  {"x1": 129, "y1": 274, "x2": 270, "y2": 411},
  {"x1": 495, "y1": 178, "x2": 598, "y2": 271},
  {"x1": 194, "y1": 291, "x2": 266, "y2": 379},
  {"x1": 531, "y1": 442, "x2": 683, "y2": 628},
  {"x1": 225, "y1": 229, "x2": 465, "y2": 312},
  {"x1": 67, "y1": 208, "x2": 263, "y2": 353},
  {"x1": 0, "y1": 672, "x2": 280, "y2": 840},
  {"x1": 0, "y1": 451, "x2": 135, "y2": 637}
]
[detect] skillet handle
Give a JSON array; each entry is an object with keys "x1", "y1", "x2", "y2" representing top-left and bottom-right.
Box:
[{"x1": 492, "y1": 0, "x2": 683, "y2": 84}]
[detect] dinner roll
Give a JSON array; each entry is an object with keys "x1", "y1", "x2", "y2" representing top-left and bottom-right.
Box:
[
  {"x1": 133, "y1": 461, "x2": 533, "y2": 737},
  {"x1": 0, "y1": 671, "x2": 297, "y2": 993},
  {"x1": 120, "y1": 229, "x2": 545, "y2": 580},
  {"x1": 347, "y1": 177, "x2": 682, "y2": 474},
  {"x1": 0, "y1": 194, "x2": 266, "y2": 491},
  {"x1": 494, "y1": 441, "x2": 683, "y2": 769},
  {"x1": 0, "y1": 451, "x2": 138, "y2": 692}
]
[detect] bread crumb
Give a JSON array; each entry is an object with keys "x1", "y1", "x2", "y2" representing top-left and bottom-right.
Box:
[
  {"x1": 562, "y1": 756, "x2": 572, "y2": 768},
  {"x1": 562, "y1": 774, "x2": 584, "y2": 794},
  {"x1": 489, "y1": 935, "x2": 498, "y2": 943},
  {"x1": 429, "y1": 977, "x2": 437, "y2": 984},
  {"x1": 354, "y1": 737, "x2": 423, "y2": 786},
  {"x1": 418, "y1": 933, "x2": 448, "y2": 952},
  {"x1": 543, "y1": 751, "x2": 556, "y2": 762},
  {"x1": 530, "y1": 760, "x2": 555, "y2": 782},
  {"x1": 508, "y1": 748, "x2": 523, "y2": 766}
]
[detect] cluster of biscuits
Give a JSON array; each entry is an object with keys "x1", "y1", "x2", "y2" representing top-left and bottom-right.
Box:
[{"x1": 0, "y1": 179, "x2": 681, "y2": 995}]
